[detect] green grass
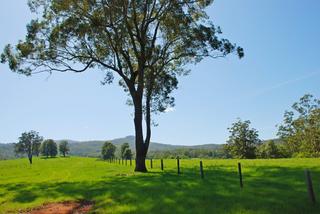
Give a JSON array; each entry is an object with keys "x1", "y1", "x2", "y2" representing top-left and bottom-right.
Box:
[{"x1": 0, "y1": 157, "x2": 319, "y2": 213}]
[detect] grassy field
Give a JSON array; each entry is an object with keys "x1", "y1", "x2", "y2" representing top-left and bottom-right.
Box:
[{"x1": 0, "y1": 157, "x2": 319, "y2": 213}]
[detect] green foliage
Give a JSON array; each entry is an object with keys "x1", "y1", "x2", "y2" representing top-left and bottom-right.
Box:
[
  {"x1": 278, "y1": 94, "x2": 320, "y2": 157},
  {"x1": 101, "y1": 141, "x2": 116, "y2": 160},
  {"x1": 147, "y1": 148, "x2": 225, "y2": 159},
  {"x1": 59, "y1": 140, "x2": 70, "y2": 157},
  {"x1": 41, "y1": 139, "x2": 58, "y2": 158},
  {"x1": 257, "y1": 140, "x2": 284, "y2": 158},
  {"x1": 0, "y1": 157, "x2": 320, "y2": 213},
  {"x1": 224, "y1": 119, "x2": 261, "y2": 159},
  {"x1": 120, "y1": 143, "x2": 132, "y2": 159},
  {"x1": 14, "y1": 131, "x2": 43, "y2": 164},
  {"x1": 32, "y1": 141, "x2": 41, "y2": 157}
]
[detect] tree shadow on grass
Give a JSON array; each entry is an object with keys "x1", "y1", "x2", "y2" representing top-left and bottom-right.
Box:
[
  {"x1": 40, "y1": 157, "x2": 58, "y2": 159},
  {"x1": 1, "y1": 166, "x2": 320, "y2": 214},
  {"x1": 12, "y1": 190, "x2": 37, "y2": 203}
]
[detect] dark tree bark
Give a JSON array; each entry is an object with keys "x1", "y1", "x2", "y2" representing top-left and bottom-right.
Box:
[
  {"x1": 133, "y1": 95, "x2": 148, "y2": 172},
  {"x1": 145, "y1": 91, "x2": 152, "y2": 151},
  {"x1": 135, "y1": 150, "x2": 147, "y2": 172},
  {"x1": 28, "y1": 155, "x2": 32, "y2": 164}
]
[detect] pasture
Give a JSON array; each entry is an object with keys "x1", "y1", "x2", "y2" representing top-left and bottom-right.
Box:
[{"x1": 0, "y1": 157, "x2": 319, "y2": 213}]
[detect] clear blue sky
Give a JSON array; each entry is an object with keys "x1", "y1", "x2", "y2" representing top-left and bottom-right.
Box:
[{"x1": 0, "y1": 0, "x2": 319, "y2": 144}]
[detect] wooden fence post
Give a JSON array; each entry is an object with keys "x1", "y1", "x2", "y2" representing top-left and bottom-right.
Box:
[
  {"x1": 150, "y1": 159, "x2": 153, "y2": 168},
  {"x1": 161, "y1": 159, "x2": 164, "y2": 171},
  {"x1": 238, "y1": 162, "x2": 243, "y2": 188},
  {"x1": 130, "y1": 158, "x2": 132, "y2": 166},
  {"x1": 200, "y1": 161, "x2": 204, "y2": 179},
  {"x1": 305, "y1": 169, "x2": 316, "y2": 204},
  {"x1": 177, "y1": 156, "x2": 180, "y2": 174}
]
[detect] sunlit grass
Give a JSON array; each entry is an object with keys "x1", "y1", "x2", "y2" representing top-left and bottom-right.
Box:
[{"x1": 0, "y1": 157, "x2": 319, "y2": 213}]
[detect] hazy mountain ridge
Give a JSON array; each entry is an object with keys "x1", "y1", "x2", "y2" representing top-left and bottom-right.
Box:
[
  {"x1": 57, "y1": 136, "x2": 222, "y2": 157},
  {"x1": 0, "y1": 143, "x2": 16, "y2": 159},
  {"x1": 0, "y1": 136, "x2": 280, "y2": 159}
]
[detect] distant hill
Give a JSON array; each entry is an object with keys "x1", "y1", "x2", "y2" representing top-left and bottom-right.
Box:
[
  {"x1": 0, "y1": 136, "x2": 222, "y2": 159},
  {"x1": 0, "y1": 143, "x2": 16, "y2": 159},
  {"x1": 59, "y1": 136, "x2": 222, "y2": 157},
  {"x1": 0, "y1": 136, "x2": 282, "y2": 159}
]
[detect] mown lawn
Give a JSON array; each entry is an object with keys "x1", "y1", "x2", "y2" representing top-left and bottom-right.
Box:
[{"x1": 0, "y1": 157, "x2": 319, "y2": 213}]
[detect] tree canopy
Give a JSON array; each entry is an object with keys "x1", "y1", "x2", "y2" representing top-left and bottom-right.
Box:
[
  {"x1": 15, "y1": 130, "x2": 43, "y2": 164},
  {"x1": 257, "y1": 140, "x2": 284, "y2": 159},
  {"x1": 224, "y1": 119, "x2": 260, "y2": 159},
  {"x1": 277, "y1": 94, "x2": 320, "y2": 157},
  {"x1": 102, "y1": 141, "x2": 116, "y2": 160},
  {"x1": 59, "y1": 140, "x2": 70, "y2": 157},
  {"x1": 120, "y1": 143, "x2": 133, "y2": 159},
  {"x1": 41, "y1": 139, "x2": 58, "y2": 158}
]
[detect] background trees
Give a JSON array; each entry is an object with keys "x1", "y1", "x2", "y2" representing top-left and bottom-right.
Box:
[
  {"x1": 40, "y1": 139, "x2": 58, "y2": 158},
  {"x1": 224, "y1": 119, "x2": 260, "y2": 159},
  {"x1": 147, "y1": 148, "x2": 225, "y2": 159},
  {"x1": 120, "y1": 143, "x2": 132, "y2": 160},
  {"x1": 102, "y1": 141, "x2": 116, "y2": 160},
  {"x1": 223, "y1": 94, "x2": 320, "y2": 159},
  {"x1": 40, "y1": 142, "x2": 49, "y2": 158},
  {"x1": 1, "y1": 0, "x2": 243, "y2": 172},
  {"x1": 278, "y1": 94, "x2": 320, "y2": 157},
  {"x1": 14, "y1": 131, "x2": 43, "y2": 164},
  {"x1": 32, "y1": 141, "x2": 41, "y2": 157},
  {"x1": 257, "y1": 140, "x2": 282, "y2": 159},
  {"x1": 59, "y1": 140, "x2": 70, "y2": 157}
]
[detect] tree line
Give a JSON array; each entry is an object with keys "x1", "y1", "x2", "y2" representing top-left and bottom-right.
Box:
[
  {"x1": 13, "y1": 133, "x2": 134, "y2": 164},
  {"x1": 147, "y1": 148, "x2": 225, "y2": 159},
  {"x1": 14, "y1": 132, "x2": 70, "y2": 164},
  {"x1": 101, "y1": 142, "x2": 133, "y2": 161}
]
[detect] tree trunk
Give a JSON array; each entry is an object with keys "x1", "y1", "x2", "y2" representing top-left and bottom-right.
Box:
[
  {"x1": 133, "y1": 98, "x2": 148, "y2": 172},
  {"x1": 134, "y1": 124, "x2": 147, "y2": 172},
  {"x1": 135, "y1": 149, "x2": 147, "y2": 172},
  {"x1": 28, "y1": 155, "x2": 32, "y2": 164},
  {"x1": 144, "y1": 92, "x2": 152, "y2": 152}
]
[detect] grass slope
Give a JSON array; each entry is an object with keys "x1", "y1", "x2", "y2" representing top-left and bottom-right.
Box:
[{"x1": 0, "y1": 157, "x2": 319, "y2": 213}]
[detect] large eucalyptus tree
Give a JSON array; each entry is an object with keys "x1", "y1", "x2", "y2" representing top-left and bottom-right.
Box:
[{"x1": 1, "y1": 0, "x2": 243, "y2": 171}]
